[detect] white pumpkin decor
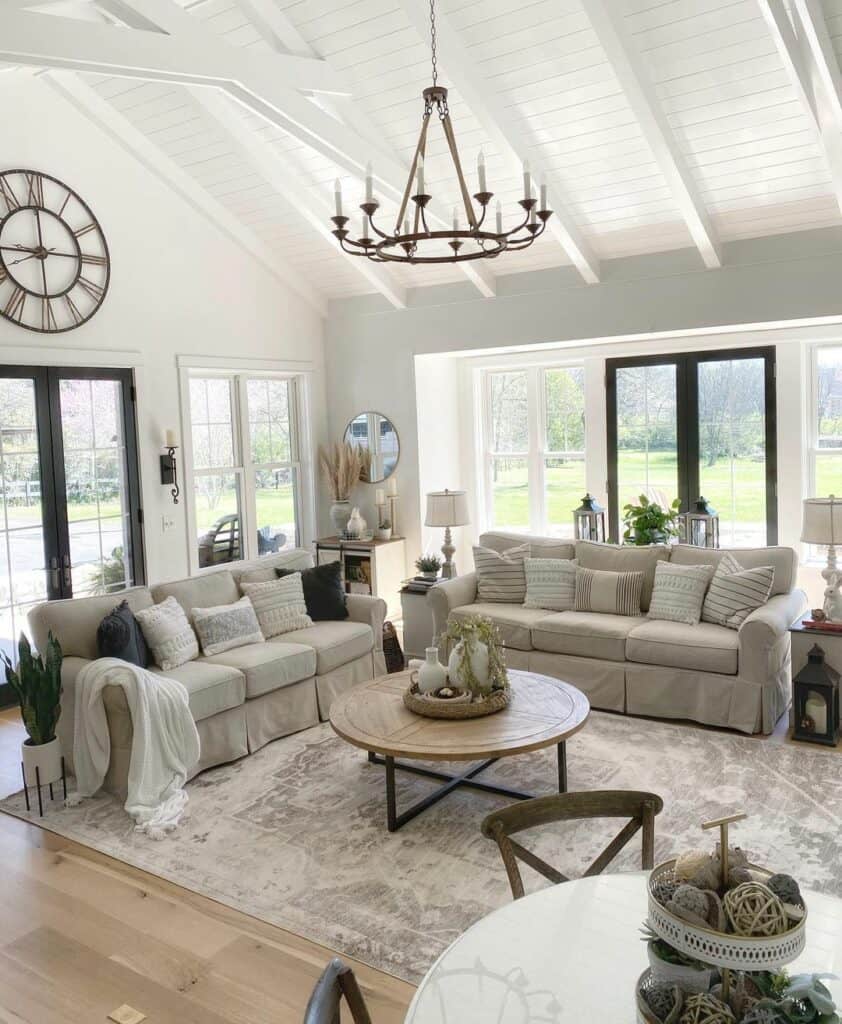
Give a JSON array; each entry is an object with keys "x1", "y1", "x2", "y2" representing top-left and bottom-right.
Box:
[{"x1": 448, "y1": 638, "x2": 491, "y2": 696}]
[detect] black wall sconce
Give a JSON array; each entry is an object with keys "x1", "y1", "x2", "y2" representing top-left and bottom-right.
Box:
[{"x1": 161, "y1": 429, "x2": 180, "y2": 505}]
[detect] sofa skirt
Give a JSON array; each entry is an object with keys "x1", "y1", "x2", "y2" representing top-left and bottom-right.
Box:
[
  {"x1": 526, "y1": 650, "x2": 626, "y2": 713},
  {"x1": 245, "y1": 677, "x2": 319, "y2": 753},
  {"x1": 314, "y1": 650, "x2": 382, "y2": 720}
]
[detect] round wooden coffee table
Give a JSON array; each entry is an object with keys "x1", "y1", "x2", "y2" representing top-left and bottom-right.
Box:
[{"x1": 329, "y1": 668, "x2": 590, "y2": 831}]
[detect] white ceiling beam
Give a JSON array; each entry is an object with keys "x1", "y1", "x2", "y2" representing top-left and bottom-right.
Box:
[
  {"x1": 236, "y1": 0, "x2": 312, "y2": 58},
  {"x1": 0, "y1": 6, "x2": 349, "y2": 95},
  {"x1": 757, "y1": 0, "x2": 842, "y2": 215},
  {"x1": 584, "y1": 0, "x2": 722, "y2": 270},
  {"x1": 395, "y1": 0, "x2": 600, "y2": 284},
  {"x1": 41, "y1": 69, "x2": 326, "y2": 316},
  {"x1": 188, "y1": 88, "x2": 407, "y2": 310}
]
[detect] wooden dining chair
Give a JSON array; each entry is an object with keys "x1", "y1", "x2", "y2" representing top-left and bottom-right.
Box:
[
  {"x1": 303, "y1": 957, "x2": 373, "y2": 1024},
  {"x1": 481, "y1": 790, "x2": 664, "y2": 900}
]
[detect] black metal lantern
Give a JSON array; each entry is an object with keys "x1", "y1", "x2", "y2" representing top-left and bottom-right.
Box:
[
  {"x1": 679, "y1": 496, "x2": 720, "y2": 548},
  {"x1": 793, "y1": 643, "x2": 840, "y2": 745},
  {"x1": 573, "y1": 493, "x2": 606, "y2": 543}
]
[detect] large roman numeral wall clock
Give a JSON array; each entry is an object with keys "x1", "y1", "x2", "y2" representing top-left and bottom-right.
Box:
[{"x1": 0, "y1": 169, "x2": 110, "y2": 333}]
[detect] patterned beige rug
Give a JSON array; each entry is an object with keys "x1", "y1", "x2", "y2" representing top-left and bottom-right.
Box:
[{"x1": 2, "y1": 712, "x2": 841, "y2": 983}]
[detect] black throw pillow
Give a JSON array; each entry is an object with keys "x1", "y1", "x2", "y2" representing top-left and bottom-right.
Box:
[
  {"x1": 276, "y1": 562, "x2": 348, "y2": 621},
  {"x1": 96, "y1": 599, "x2": 149, "y2": 667}
]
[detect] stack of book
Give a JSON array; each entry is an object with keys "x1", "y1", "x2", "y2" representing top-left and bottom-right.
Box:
[{"x1": 402, "y1": 575, "x2": 438, "y2": 595}]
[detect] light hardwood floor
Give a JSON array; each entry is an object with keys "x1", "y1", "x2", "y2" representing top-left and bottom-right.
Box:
[{"x1": 0, "y1": 708, "x2": 414, "y2": 1024}]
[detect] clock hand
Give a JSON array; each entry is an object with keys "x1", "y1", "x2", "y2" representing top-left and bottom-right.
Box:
[
  {"x1": 35, "y1": 211, "x2": 48, "y2": 296},
  {"x1": 7, "y1": 253, "x2": 38, "y2": 266},
  {"x1": 0, "y1": 244, "x2": 39, "y2": 254}
]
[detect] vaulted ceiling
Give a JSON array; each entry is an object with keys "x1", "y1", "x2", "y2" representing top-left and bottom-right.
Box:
[{"x1": 6, "y1": 0, "x2": 842, "y2": 314}]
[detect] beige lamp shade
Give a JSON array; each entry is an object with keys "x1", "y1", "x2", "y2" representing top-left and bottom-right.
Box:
[
  {"x1": 801, "y1": 496, "x2": 842, "y2": 545},
  {"x1": 425, "y1": 489, "x2": 470, "y2": 528}
]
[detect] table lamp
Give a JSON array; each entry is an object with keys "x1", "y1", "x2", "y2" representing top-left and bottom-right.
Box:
[
  {"x1": 424, "y1": 489, "x2": 470, "y2": 579},
  {"x1": 801, "y1": 495, "x2": 842, "y2": 621}
]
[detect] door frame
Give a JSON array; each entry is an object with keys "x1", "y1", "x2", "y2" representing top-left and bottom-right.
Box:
[{"x1": 606, "y1": 346, "x2": 777, "y2": 544}]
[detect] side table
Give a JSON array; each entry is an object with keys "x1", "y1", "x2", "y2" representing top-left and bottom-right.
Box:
[
  {"x1": 400, "y1": 586, "x2": 436, "y2": 660},
  {"x1": 788, "y1": 617, "x2": 842, "y2": 736}
]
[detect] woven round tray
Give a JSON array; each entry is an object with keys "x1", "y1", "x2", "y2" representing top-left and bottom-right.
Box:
[
  {"x1": 403, "y1": 682, "x2": 511, "y2": 719},
  {"x1": 636, "y1": 970, "x2": 666, "y2": 1024},
  {"x1": 647, "y1": 859, "x2": 807, "y2": 971}
]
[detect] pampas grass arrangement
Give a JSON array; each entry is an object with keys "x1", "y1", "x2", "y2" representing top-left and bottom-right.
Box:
[{"x1": 319, "y1": 441, "x2": 366, "y2": 500}]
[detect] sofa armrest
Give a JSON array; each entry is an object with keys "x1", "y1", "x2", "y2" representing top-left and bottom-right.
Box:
[
  {"x1": 738, "y1": 589, "x2": 808, "y2": 682},
  {"x1": 345, "y1": 593, "x2": 387, "y2": 651},
  {"x1": 427, "y1": 572, "x2": 478, "y2": 643}
]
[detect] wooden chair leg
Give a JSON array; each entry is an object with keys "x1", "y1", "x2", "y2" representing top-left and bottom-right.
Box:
[
  {"x1": 641, "y1": 801, "x2": 655, "y2": 869},
  {"x1": 339, "y1": 969, "x2": 373, "y2": 1024}
]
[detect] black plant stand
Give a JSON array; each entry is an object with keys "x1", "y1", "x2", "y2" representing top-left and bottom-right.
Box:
[{"x1": 21, "y1": 756, "x2": 67, "y2": 818}]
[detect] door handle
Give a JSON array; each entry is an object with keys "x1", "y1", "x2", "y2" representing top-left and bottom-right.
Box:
[
  {"x1": 61, "y1": 554, "x2": 71, "y2": 588},
  {"x1": 48, "y1": 557, "x2": 59, "y2": 591}
]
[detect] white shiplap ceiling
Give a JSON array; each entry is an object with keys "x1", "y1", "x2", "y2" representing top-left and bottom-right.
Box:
[{"x1": 6, "y1": 0, "x2": 842, "y2": 313}]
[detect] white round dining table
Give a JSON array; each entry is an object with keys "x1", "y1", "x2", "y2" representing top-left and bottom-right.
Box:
[{"x1": 404, "y1": 874, "x2": 842, "y2": 1024}]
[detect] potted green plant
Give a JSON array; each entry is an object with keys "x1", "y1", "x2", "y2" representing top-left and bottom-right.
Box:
[
  {"x1": 643, "y1": 933, "x2": 716, "y2": 994},
  {"x1": 3, "y1": 632, "x2": 63, "y2": 787},
  {"x1": 623, "y1": 494, "x2": 682, "y2": 545},
  {"x1": 376, "y1": 516, "x2": 392, "y2": 541},
  {"x1": 415, "y1": 554, "x2": 442, "y2": 580}
]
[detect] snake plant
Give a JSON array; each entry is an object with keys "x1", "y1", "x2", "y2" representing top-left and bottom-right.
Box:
[{"x1": 3, "y1": 632, "x2": 63, "y2": 746}]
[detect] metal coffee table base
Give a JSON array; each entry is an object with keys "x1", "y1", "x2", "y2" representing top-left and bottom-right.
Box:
[{"x1": 368, "y1": 741, "x2": 568, "y2": 832}]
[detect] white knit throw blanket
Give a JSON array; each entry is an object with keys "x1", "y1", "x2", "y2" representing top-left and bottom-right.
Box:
[{"x1": 68, "y1": 658, "x2": 200, "y2": 839}]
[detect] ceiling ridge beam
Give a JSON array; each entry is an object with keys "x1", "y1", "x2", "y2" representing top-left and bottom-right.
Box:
[
  {"x1": 41, "y1": 69, "x2": 326, "y2": 316},
  {"x1": 584, "y1": 0, "x2": 722, "y2": 270},
  {"x1": 189, "y1": 87, "x2": 407, "y2": 309},
  {"x1": 757, "y1": 0, "x2": 842, "y2": 216},
  {"x1": 395, "y1": 0, "x2": 600, "y2": 285}
]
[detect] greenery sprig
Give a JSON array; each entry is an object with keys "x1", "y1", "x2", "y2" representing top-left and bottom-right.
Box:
[
  {"x1": 446, "y1": 615, "x2": 508, "y2": 697},
  {"x1": 623, "y1": 493, "x2": 682, "y2": 545}
]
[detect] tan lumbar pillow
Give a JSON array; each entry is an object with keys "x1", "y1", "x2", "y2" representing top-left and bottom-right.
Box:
[{"x1": 573, "y1": 566, "x2": 644, "y2": 617}]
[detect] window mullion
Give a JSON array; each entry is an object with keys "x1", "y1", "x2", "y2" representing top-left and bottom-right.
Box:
[{"x1": 237, "y1": 376, "x2": 257, "y2": 562}]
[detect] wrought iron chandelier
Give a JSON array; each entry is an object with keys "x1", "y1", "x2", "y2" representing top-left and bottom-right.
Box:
[{"x1": 330, "y1": 0, "x2": 553, "y2": 265}]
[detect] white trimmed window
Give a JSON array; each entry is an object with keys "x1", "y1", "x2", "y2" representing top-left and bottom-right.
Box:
[
  {"x1": 186, "y1": 372, "x2": 306, "y2": 571},
  {"x1": 481, "y1": 365, "x2": 586, "y2": 537}
]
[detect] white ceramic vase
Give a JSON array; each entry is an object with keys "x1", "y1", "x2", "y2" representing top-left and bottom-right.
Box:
[
  {"x1": 448, "y1": 639, "x2": 491, "y2": 696},
  {"x1": 21, "y1": 736, "x2": 63, "y2": 787},
  {"x1": 415, "y1": 647, "x2": 447, "y2": 694},
  {"x1": 346, "y1": 507, "x2": 367, "y2": 537},
  {"x1": 646, "y1": 944, "x2": 715, "y2": 994},
  {"x1": 329, "y1": 500, "x2": 351, "y2": 535}
]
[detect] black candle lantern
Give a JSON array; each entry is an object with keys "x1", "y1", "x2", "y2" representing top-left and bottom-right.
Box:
[
  {"x1": 793, "y1": 643, "x2": 840, "y2": 745},
  {"x1": 679, "y1": 496, "x2": 720, "y2": 548},
  {"x1": 573, "y1": 493, "x2": 606, "y2": 543}
]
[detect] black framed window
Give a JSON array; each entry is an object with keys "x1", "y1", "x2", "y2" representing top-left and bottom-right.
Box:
[
  {"x1": 0, "y1": 365, "x2": 144, "y2": 702},
  {"x1": 606, "y1": 347, "x2": 777, "y2": 546}
]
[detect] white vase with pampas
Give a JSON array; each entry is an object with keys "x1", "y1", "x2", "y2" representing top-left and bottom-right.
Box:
[{"x1": 319, "y1": 441, "x2": 366, "y2": 535}]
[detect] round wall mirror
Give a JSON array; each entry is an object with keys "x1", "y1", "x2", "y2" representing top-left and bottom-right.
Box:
[{"x1": 344, "y1": 412, "x2": 400, "y2": 483}]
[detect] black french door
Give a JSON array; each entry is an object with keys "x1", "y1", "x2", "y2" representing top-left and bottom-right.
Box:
[
  {"x1": 0, "y1": 366, "x2": 144, "y2": 700},
  {"x1": 606, "y1": 347, "x2": 777, "y2": 546}
]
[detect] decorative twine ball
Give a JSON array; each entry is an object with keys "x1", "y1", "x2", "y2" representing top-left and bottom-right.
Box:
[
  {"x1": 740, "y1": 1006, "x2": 787, "y2": 1024},
  {"x1": 675, "y1": 850, "x2": 716, "y2": 882},
  {"x1": 645, "y1": 983, "x2": 681, "y2": 1023},
  {"x1": 678, "y1": 992, "x2": 736, "y2": 1024},
  {"x1": 669, "y1": 883, "x2": 709, "y2": 920},
  {"x1": 652, "y1": 875, "x2": 682, "y2": 907},
  {"x1": 767, "y1": 872, "x2": 802, "y2": 907},
  {"x1": 727, "y1": 866, "x2": 753, "y2": 888},
  {"x1": 723, "y1": 881, "x2": 788, "y2": 937}
]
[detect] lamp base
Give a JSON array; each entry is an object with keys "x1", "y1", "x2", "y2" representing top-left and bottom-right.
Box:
[
  {"x1": 823, "y1": 545, "x2": 842, "y2": 622},
  {"x1": 441, "y1": 526, "x2": 456, "y2": 579}
]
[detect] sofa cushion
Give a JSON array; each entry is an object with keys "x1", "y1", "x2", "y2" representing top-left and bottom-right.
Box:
[
  {"x1": 701, "y1": 553, "x2": 774, "y2": 629},
  {"x1": 96, "y1": 599, "x2": 149, "y2": 667},
  {"x1": 669, "y1": 545, "x2": 795, "y2": 597},
  {"x1": 240, "y1": 574, "x2": 312, "y2": 638},
  {"x1": 28, "y1": 587, "x2": 154, "y2": 661},
  {"x1": 153, "y1": 571, "x2": 239, "y2": 616},
  {"x1": 531, "y1": 611, "x2": 647, "y2": 662},
  {"x1": 647, "y1": 561, "x2": 715, "y2": 626},
  {"x1": 575, "y1": 541, "x2": 670, "y2": 611},
  {"x1": 205, "y1": 641, "x2": 316, "y2": 699},
  {"x1": 528, "y1": 539, "x2": 576, "y2": 560},
  {"x1": 277, "y1": 562, "x2": 348, "y2": 621},
  {"x1": 155, "y1": 659, "x2": 245, "y2": 722},
  {"x1": 192, "y1": 596, "x2": 264, "y2": 656},
  {"x1": 450, "y1": 602, "x2": 555, "y2": 651},
  {"x1": 626, "y1": 619, "x2": 739, "y2": 675},
  {"x1": 276, "y1": 620, "x2": 373, "y2": 675},
  {"x1": 228, "y1": 548, "x2": 313, "y2": 583}
]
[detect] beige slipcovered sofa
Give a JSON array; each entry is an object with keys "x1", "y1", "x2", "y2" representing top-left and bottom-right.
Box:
[
  {"x1": 429, "y1": 532, "x2": 807, "y2": 735},
  {"x1": 28, "y1": 548, "x2": 386, "y2": 796}
]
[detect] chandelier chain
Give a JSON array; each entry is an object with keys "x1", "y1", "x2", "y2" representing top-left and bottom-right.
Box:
[{"x1": 430, "y1": 0, "x2": 437, "y2": 87}]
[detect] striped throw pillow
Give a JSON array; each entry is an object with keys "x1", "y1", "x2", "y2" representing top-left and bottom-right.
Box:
[
  {"x1": 524, "y1": 557, "x2": 577, "y2": 611},
  {"x1": 574, "y1": 567, "x2": 644, "y2": 617},
  {"x1": 240, "y1": 573, "x2": 312, "y2": 638},
  {"x1": 701, "y1": 553, "x2": 774, "y2": 630},
  {"x1": 473, "y1": 544, "x2": 529, "y2": 603},
  {"x1": 647, "y1": 561, "x2": 714, "y2": 626}
]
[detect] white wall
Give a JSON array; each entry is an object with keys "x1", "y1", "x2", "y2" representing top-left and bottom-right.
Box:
[
  {"x1": 325, "y1": 231, "x2": 842, "y2": 604},
  {"x1": 1, "y1": 73, "x2": 326, "y2": 585}
]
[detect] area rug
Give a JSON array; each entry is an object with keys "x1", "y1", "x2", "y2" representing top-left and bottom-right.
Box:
[{"x1": 2, "y1": 712, "x2": 841, "y2": 983}]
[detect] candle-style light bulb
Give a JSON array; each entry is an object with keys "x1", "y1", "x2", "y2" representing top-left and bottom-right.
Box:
[
  {"x1": 495, "y1": 200, "x2": 503, "y2": 234},
  {"x1": 403, "y1": 216, "x2": 411, "y2": 236},
  {"x1": 334, "y1": 178, "x2": 343, "y2": 217},
  {"x1": 530, "y1": 205, "x2": 538, "y2": 226},
  {"x1": 523, "y1": 160, "x2": 531, "y2": 201},
  {"x1": 478, "y1": 148, "x2": 487, "y2": 192},
  {"x1": 365, "y1": 161, "x2": 373, "y2": 203},
  {"x1": 361, "y1": 214, "x2": 367, "y2": 241},
  {"x1": 416, "y1": 155, "x2": 425, "y2": 195},
  {"x1": 540, "y1": 175, "x2": 548, "y2": 211},
  {"x1": 452, "y1": 206, "x2": 460, "y2": 232}
]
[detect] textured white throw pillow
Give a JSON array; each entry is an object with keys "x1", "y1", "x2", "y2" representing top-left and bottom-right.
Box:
[
  {"x1": 701, "y1": 552, "x2": 775, "y2": 629},
  {"x1": 523, "y1": 557, "x2": 578, "y2": 611},
  {"x1": 472, "y1": 544, "x2": 529, "y2": 603},
  {"x1": 135, "y1": 595, "x2": 199, "y2": 670},
  {"x1": 192, "y1": 596, "x2": 264, "y2": 656},
  {"x1": 647, "y1": 561, "x2": 714, "y2": 626},
  {"x1": 240, "y1": 573, "x2": 312, "y2": 638}
]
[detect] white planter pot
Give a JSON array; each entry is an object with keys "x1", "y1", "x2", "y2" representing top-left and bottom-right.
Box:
[
  {"x1": 329, "y1": 500, "x2": 351, "y2": 535},
  {"x1": 376, "y1": 527, "x2": 392, "y2": 541},
  {"x1": 21, "y1": 736, "x2": 62, "y2": 787},
  {"x1": 448, "y1": 639, "x2": 491, "y2": 696},
  {"x1": 646, "y1": 944, "x2": 715, "y2": 994}
]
